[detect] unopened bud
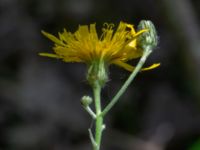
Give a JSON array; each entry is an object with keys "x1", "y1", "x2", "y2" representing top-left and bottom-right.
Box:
[
  {"x1": 81, "y1": 96, "x2": 93, "y2": 107},
  {"x1": 137, "y1": 20, "x2": 158, "y2": 51}
]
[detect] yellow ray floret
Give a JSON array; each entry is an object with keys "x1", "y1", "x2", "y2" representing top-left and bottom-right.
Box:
[{"x1": 39, "y1": 21, "x2": 160, "y2": 71}]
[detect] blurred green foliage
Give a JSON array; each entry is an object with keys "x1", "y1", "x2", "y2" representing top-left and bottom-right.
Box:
[{"x1": 189, "y1": 138, "x2": 200, "y2": 150}]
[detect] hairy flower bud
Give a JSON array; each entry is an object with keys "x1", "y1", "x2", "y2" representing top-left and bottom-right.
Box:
[
  {"x1": 137, "y1": 20, "x2": 158, "y2": 51},
  {"x1": 81, "y1": 96, "x2": 93, "y2": 107},
  {"x1": 87, "y1": 60, "x2": 108, "y2": 87}
]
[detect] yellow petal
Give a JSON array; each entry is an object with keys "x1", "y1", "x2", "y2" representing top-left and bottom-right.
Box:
[
  {"x1": 90, "y1": 24, "x2": 98, "y2": 40},
  {"x1": 62, "y1": 57, "x2": 82, "y2": 62},
  {"x1": 39, "y1": 52, "x2": 82, "y2": 62},
  {"x1": 39, "y1": 53, "x2": 60, "y2": 58},
  {"x1": 112, "y1": 60, "x2": 134, "y2": 71},
  {"x1": 75, "y1": 25, "x2": 90, "y2": 40},
  {"x1": 41, "y1": 31, "x2": 65, "y2": 46},
  {"x1": 113, "y1": 60, "x2": 160, "y2": 72},
  {"x1": 133, "y1": 29, "x2": 148, "y2": 37},
  {"x1": 141, "y1": 63, "x2": 160, "y2": 71}
]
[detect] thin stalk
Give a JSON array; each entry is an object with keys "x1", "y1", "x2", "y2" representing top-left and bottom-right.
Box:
[
  {"x1": 84, "y1": 106, "x2": 96, "y2": 119},
  {"x1": 93, "y1": 82, "x2": 103, "y2": 150},
  {"x1": 101, "y1": 49, "x2": 152, "y2": 117}
]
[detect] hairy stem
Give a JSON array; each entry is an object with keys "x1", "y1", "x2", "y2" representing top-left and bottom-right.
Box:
[
  {"x1": 93, "y1": 82, "x2": 103, "y2": 150},
  {"x1": 101, "y1": 49, "x2": 152, "y2": 117}
]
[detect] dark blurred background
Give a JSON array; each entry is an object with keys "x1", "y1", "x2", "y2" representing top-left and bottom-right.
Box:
[{"x1": 1, "y1": 0, "x2": 200, "y2": 150}]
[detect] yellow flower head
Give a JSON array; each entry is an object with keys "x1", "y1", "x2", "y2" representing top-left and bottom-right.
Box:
[{"x1": 40, "y1": 21, "x2": 159, "y2": 72}]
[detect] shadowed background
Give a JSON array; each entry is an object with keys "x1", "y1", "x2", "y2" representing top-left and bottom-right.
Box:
[{"x1": 0, "y1": 0, "x2": 200, "y2": 150}]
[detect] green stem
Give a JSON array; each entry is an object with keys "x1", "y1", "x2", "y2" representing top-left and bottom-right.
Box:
[
  {"x1": 101, "y1": 49, "x2": 152, "y2": 117},
  {"x1": 85, "y1": 106, "x2": 96, "y2": 119},
  {"x1": 93, "y1": 82, "x2": 103, "y2": 150}
]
